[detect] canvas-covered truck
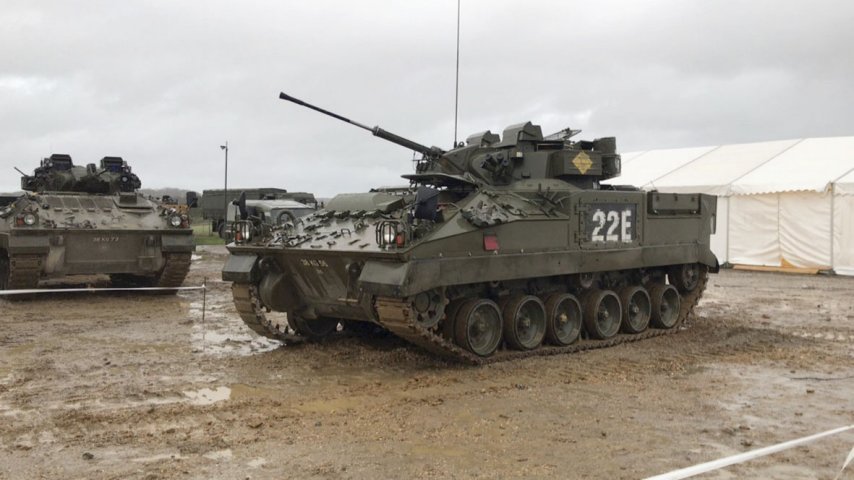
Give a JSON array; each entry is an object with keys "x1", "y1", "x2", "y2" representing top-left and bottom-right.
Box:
[{"x1": 197, "y1": 188, "x2": 317, "y2": 239}]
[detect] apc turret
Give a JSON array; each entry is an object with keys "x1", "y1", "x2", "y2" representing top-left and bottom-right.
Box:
[
  {"x1": 277, "y1": 93, "x2": 621, "y2": 191},
  {"x1": 20, "y1": 154, "x2": 141, "y2": 194},
  {"x1": 222, "y1": 92, "x2": 718, "y2": 364}
]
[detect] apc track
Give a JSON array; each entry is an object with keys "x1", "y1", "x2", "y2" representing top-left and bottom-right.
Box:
[
  {"x1": 231, "y1": 267, "x2": 708, "y2": 365},
  {"x1": 1, "y1": 252, "x2": 191, "y2": 293},
  {"x1": 1, "y1": 254, "x2": 43, "y2": 290}
]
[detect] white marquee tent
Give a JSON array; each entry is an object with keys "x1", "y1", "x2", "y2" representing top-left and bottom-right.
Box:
[{"x1": 608, "y1": 136, "x2": 854, "y2": 275}]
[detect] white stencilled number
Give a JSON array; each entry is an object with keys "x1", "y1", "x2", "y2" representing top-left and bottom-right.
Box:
[
  {"x1": 590, "y1": 208, "x2": 633, "y2": 243},
  {"x1": 606, "y1": 211, "x2": 619, "y2": 242},
  {"x1": 591, "y1": 210, "x2": 607, "y2": 242}
]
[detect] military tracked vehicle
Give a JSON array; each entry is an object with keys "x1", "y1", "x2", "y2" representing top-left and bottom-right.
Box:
[
  {"x1": 0, "y1": 154, "x2": 194, "y2": 291},
  {"x1": 222, "y1": 93, "x2": 718, "y2": 364}
]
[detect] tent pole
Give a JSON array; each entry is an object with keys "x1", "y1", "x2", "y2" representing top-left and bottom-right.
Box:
[
  {"x1": 830, "y1": 183, "x2": 835, "y2": 272},
  {"x1": 725, "y1": 196, "x2": 731, "y2": 264}
]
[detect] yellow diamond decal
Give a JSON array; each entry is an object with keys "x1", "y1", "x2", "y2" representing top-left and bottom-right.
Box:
[{"x1": 573, "y1": 152, "x2": 593, "y2": 174}]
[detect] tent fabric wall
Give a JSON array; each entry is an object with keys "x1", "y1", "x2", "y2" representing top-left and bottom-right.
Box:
[
  {"x1": 728, "y1": 195, "x2": 780, "y2": 266},
  {"x1": 725, "y1": 192, "x2": 832, "y2": 269},
  {"x1": 779, "y1": 192, "x2": 831, "y2": 268},
  {"x1": 833, "y1": 190, "x2": 854, "y2": 275}
]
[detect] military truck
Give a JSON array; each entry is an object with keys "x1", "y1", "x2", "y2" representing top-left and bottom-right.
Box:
[
  {"x1": 222, "y1": 93, "x2": 718, "y2": 364},
  {"x1": 0, "y1": 154, "x2": 194, "y2": 291},
  {"x1": 198, "y1": 188, "x2": 318, "y2": 238},
  {"x1": 221, "y1": 195, "x2": 317, "y2": 243}
]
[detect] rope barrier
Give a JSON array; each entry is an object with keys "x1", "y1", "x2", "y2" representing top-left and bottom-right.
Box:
[
  {"x1": 0, "y1": 285, "x2": 206, "y2": 296},
  {"x1": 644, "y1": 424, "x2": 854, "y2": 480}
]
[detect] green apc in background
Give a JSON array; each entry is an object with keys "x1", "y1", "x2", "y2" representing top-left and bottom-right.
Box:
[
  {"x1": 222, "y1": 92, "x2": 718, "y2": 363},
  {"x1": 0, "y1": 154, "x2": 194, "y2": 292}
]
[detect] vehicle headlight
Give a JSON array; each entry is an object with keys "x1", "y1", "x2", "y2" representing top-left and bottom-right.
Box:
[
  {"x1": 237, "y1": 222, "x2": 252, "y2": 242},
  {"x1": 381, "y1": 223, "x2": 395, "y2": 245},
  {"x1": 23, "y1": 213, "x2": 37, "y2": 226},
  {"x1": 169, "y1": 215, "x2": 182, "y2": 227}
]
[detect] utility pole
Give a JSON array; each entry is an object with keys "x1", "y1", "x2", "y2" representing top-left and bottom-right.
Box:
[{"x1": 220, "y1": 142, "x2": 228, "y2": 234}]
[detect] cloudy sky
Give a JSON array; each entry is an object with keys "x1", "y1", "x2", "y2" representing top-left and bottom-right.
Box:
[{"x1": 2, "y1": 0, "x2": 853, "y2": 196}]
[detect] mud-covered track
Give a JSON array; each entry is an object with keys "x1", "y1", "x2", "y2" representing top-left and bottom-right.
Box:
[
  {"x1": 5, "y1": 254, "x2": 42, "y2": 290},
  {"x1": 375, "y1": 272, "x2": 708, "y2": 365},
  {"x1": 156, "y1": 253, "x2": 193, "y2": 288},
  {"x1": 234, "y1": 271, "x2": 709, "y2": 365}
]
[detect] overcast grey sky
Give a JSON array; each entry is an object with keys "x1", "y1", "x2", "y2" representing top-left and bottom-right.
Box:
[{"x1": 2, "y1": 0, "x2": 853, "y2": 196}]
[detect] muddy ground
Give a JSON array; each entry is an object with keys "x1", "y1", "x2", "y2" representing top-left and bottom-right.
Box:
[{"x1": 1, "y1": 245, "x2": 852, "y2": 479}]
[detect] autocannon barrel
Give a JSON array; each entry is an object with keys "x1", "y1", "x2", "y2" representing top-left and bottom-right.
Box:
[{"x1": 278, "y1": 92, "x2": 445, "y2": 158}]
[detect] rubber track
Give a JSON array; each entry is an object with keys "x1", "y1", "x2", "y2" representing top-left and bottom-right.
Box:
[
  {"x1": 155, "y1": 253, "x2": 192, "y2": 288},
  {"x1": 375, "y1": 272, "x2": 710, "y2": 365},
  {"x1": 6, "y1": 255, "x2": 42, "y2": 290}
]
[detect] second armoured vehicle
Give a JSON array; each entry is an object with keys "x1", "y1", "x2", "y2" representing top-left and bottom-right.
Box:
[
  {"x1": 0, "y1": 154, "x2": 194, "y2": 291},
  {"x1": 222, "y1": 93, "x2": 718, "y2": 364}
]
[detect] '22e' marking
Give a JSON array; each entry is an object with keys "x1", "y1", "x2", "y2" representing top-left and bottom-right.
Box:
[{"x1": 590, "y1": 208, "x2": 633, "y2": 243}]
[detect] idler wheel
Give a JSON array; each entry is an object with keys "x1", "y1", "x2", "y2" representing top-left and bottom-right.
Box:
[
  {"x1": 411, "y1": 289, "x2": 445, "y2": 329},
  {"x1": 453, "y1": 298, "x2": 503, "y2": 357},
  {"x1": 649, "y1": 284, "x2": 681, "y2": 329},
  {"x1": 668, "y1": 263, "x2": 703, "y2": 293},
  {"x1": 618, "y1": 286, "x2": 651, "y2": 334},
  {"x1": 581, "y1": 289, "x2": 622, "y2": 339},
  {"x1": 501, "y1": 295, "x2": 547, "y2": 350},
  {"x1": 543, "y1": 293, "x2": 582, "y2": 346},
  {"x1": 288, "y1": 316, "x2": 339, "y2": 340}
]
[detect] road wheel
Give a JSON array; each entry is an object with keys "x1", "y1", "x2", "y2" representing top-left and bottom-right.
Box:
[
  {"x1": 543, "y1": 293, "x2": 582, "y2": 346},
  {"x1": 649, "y1": 284, "x2": 681, "y2": 329},
  {"x1": 581, "y1": 289, "x2": 622, "y2": 339},
  {"x1": 288, "y1": 316, "x2": 338, "y2": 340},
  {"x1": 501, "y1": 295, "x2": 546, "y2": 350},
  {"x1": 618, "y1": 286, "x2": 651, "y2": 334},
  {"x1": 441, "y1": 299, "x2": 467, "y2": 341},
  {"x1": 453, "y1": 298, "x2": 503, "y2": 357}
]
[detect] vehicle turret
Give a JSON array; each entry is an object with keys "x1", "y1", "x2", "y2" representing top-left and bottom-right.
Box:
[
  {"x1": 278, "y1": 92, "x2": 621, "y2": 190},
  {"x1": 20, "y1": 154, "x2": 142, "y2": 194}
]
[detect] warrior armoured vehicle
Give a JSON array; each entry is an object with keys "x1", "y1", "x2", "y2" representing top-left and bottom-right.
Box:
[
  {"x1": 0, "y1": 154, "x2": 194, "y2": 291},
  {"x1": 222, "y1": 93, "x2": 718, "y2": 364}
]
